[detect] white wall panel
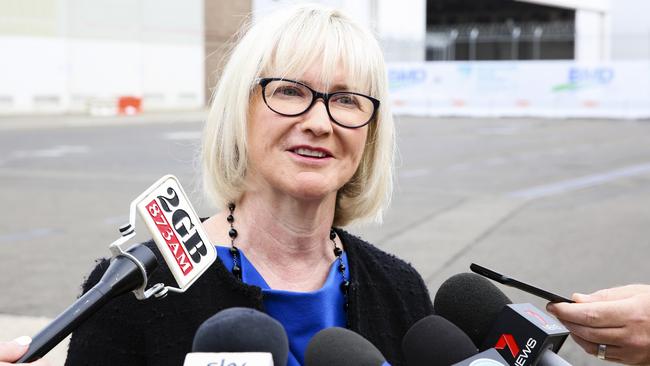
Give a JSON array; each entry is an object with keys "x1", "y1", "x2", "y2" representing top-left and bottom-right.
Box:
[
  {"x1": 388, "y1": 61, "x2": 650, "y2": 119},
  {"x1": 0, "y1": 0, "x2": 204, "y2": 115}
]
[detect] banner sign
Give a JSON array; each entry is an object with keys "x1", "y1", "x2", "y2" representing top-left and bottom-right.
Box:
[{"x1": 388, "y1": 61, "x2": 650, "y2": 119}]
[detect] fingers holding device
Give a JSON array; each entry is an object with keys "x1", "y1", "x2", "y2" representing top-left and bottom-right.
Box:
[{"x1": 547, "y1": 285, "x2": 650, "y2": 365}]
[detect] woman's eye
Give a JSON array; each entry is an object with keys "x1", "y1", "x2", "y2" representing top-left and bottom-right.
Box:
[
  {"x1": 276, "y1": 86, "x2": 303, "y2": 97},
  {"x1": 334, "y1": 95, "x2": 358, "y2": 107}
]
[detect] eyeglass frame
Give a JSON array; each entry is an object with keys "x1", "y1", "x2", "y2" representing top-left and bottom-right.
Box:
[{"x1": 257, "y1": 77, "x2": 380, "y2": 129}]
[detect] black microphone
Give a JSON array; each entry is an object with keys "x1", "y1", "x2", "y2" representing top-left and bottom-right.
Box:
[
  {"x1": 18, "y1": 175, "x2": 217, "y2": 363},
  {"x1": 187, "y1": 307, "x2": 289, "y2": 366},
  {"x1": 17, "y1": 244, "x2": 158, "y2": 363},
  {"x1": 402, "y1": 314, "x2": 509, "y2": 366},
  {"x1": 402, "y1": 314, "x2": 478, "y2": 365},
  {"x1": 434, "y1": 273, "x2": 572, "y2": 366},
  {"x1": 434, "y1": 272, "x2": 512, "y2": 346},
  {"x1": 305, "y1": 327, "x2": 389, "y2": 366}
]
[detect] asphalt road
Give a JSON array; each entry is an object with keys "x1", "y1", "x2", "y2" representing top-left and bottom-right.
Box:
[{"x1": 1, "y1": 112, "x2": 649, "y2": 365}]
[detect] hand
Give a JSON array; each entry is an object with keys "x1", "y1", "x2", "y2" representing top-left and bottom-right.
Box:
[
  {"x1": 547, "y1": 284, "x2": 650, "y2": 365},
  {"x1": 0, "y1": 336, "x2": 49, "y2": 365}
]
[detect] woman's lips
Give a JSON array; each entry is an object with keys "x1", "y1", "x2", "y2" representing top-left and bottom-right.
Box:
[{"x1": 288, "y1": 145, "x2": 333, "y2": 159}]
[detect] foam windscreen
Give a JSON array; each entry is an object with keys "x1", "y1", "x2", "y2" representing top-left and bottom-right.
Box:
[
  {"x1": 192, "y1": 307, "x2": 289, "y2": 366},
  {"x1": 433, "y1": 273, "x2": 512, "y2": 346},
  {"x1": 402, "y1": 314, "x2": 478, "y2": 366}
]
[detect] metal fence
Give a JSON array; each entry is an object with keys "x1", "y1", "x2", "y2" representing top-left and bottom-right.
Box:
[{"x1": 426, "y1": 21, "x2": 575, "y2": 61}]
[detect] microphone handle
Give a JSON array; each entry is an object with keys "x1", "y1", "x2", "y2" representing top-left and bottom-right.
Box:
[
  {"x1": 16, "y1": 244, "x2": 158, "y2": 363},
  {"x1": 16, "y1": 285, "x2": 111, "y2": 363}
]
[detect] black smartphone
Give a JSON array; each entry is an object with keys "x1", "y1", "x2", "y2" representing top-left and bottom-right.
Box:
[{"x1": 470, "y1": 263, "x2": 574, "y2": 303}]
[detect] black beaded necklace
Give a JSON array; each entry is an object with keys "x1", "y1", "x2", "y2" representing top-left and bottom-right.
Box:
[{"x1": 226, "y1": 202, "x2": 350, "y2": 312}]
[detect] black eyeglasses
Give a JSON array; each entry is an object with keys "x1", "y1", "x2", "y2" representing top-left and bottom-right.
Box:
[{"x1": 258, "y1": 78, "x2": 380, "y2": 129}]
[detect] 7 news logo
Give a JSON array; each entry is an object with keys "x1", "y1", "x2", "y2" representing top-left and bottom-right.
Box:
[{"x1": 494, "y1": 334, "x2": 537, "y2": 366}]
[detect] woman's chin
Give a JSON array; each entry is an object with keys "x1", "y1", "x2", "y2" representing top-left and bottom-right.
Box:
[{"x1": 284, "y1": 174, "x2": 339, "y2": 201}]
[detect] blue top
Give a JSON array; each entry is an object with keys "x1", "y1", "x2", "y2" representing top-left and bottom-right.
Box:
[{"x1": 216, "y1": 245, "x2": 350, "y2": 366}]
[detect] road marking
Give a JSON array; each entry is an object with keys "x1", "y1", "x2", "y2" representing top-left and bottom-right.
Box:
[
  {"x1": 163, "y1": 131, "x2": 201, "y2": 140},
  {"x1": 0, "y1": 110, "x2": 207, "y2": 131},
  {"x1": 0, "y1": 145, "x2": 90, "y2": 165},
  {"x1": 12, "y1": 145, "x2": 89, "y2": 158},
  {"x1": 377, "y1": 195, "x2": 528, "y2": 287},
  {"x1": 508, "y1": 162, "x2": 650, "y2": 199},
  {"x1": 0, "y1": 228, "x2": 57, "y2": 244},
  {"x1": 448, "y1": 162, "x2": 472, "y2": 172},
  {"x1": 0, "y1": 168, "x2": 156, "y2": 182}
]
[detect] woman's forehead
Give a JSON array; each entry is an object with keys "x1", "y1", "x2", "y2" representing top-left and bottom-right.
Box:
[
  {"x1": 296, "y1": 65, "x2": 353, "y2": 91},
  {"x1": 264, "y1": 61, "x2": 368, "y2": 93}
]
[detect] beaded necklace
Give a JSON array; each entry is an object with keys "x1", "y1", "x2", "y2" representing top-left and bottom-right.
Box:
[{"x1": 226, "y1": 202, "x2": 349, "y2": 312}]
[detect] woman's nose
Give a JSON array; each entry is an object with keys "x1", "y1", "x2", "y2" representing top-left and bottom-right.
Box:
[{"x1": 300, "y1": 99, "x2": 333, "y2": 136}]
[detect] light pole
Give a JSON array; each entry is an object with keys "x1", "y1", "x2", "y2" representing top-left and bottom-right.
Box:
[
  {"x1": 511, "y1": 26, "x2": 521, "y2": 59},
  {"x1": 469, "y1": 28, "x2": 479, "y2": 60},
  {"x1": 533, "y1": 27, "x2": 543, "y2": 59},
  {"x1": 449, "y1": 29, "x2": 458, "y2": 60}
]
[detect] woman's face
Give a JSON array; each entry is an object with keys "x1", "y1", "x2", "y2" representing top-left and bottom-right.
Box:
[{"x1": 245, "y1": 64, "x2": 369, "y2": 202}]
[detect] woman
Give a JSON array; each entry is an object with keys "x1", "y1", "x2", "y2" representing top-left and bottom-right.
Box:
[{"x1": 63, "y1": 4, "x2": 433, "y2": 366}]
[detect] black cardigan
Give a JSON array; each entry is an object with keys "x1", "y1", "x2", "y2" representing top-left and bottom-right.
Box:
[{"x1": 64, "y1": 229, "x2": 434, "y2": 366}]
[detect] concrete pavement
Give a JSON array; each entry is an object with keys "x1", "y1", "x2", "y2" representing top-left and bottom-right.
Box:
[{"x1": 2, "y1": 114, "x2": 649, "y2": 365}]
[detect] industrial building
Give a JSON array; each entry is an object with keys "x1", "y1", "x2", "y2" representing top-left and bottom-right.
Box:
[{"x1": 1, "y1": 0, "x2": 647, "y2": 115}]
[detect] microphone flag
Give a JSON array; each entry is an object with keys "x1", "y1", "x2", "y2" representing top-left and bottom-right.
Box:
[
  {"x1": 131, "y1": 174, "x2": 217, "y2": 292},
  {"x1": 481, "y1": 304, "x2": 568, "y2": 366},
  {"x1": 183, "y1": 352, "x2": 273, "y2": 366}
]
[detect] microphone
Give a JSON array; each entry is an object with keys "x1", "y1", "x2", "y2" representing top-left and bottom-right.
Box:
[
  {"x1": 402, "y1": 314, "x2": 476, "y2": 365},
  {"x1": 18, "y1": 175, "x2": 218, "y2": 363},
  {"x1": 452, "y1": 349, "x2": 509, "y2": 366},
  {"x1": 434, "y1": 273, "x2": 572, "y2": 366},
  {"x1": 305, "y1": 327, "x2": 389, "y2": 366},
  {"x1": 402, "y1": 314, "x2": 509, "y2": 366},
  {"x1": 434, "y1": 272, "x2": 512, "y2": 346},
  {"x1": 17, "y1": 244, "x2": 158, "y2": 363},
  {"x1": 185, "y1": 307, "x2": 289, "y2": 366}
]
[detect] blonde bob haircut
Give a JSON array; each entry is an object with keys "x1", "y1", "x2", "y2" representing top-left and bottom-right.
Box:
[{"x1": 202, "y1": 3, "x2": 395, "y2": 227}]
